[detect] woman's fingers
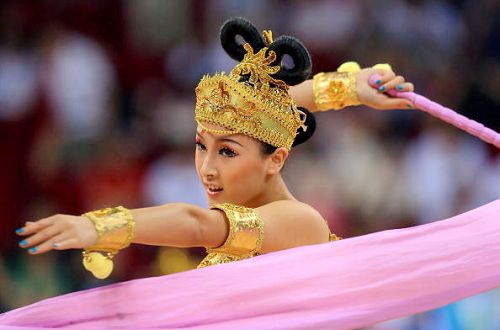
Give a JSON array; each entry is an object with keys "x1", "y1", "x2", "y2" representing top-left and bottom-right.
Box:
[
  {"x1": 52, "y1": 238, "x2": 79, "y2": 250},
  {"x1": 374, "y1": 73, "x2": 415, "y2": 108},
  {"x1": 374, "y1": 69, "x2": 396, "y2": 88},
  {"x1": 378, "y1": 75, "x2": 405, "y2": 92},
  {"x1": 16, "y1": 217, "x2": 55, "y2": 236},
  {"x1": 29, "y1": 233, "x2": 73, "y2": 255},
  {"x1": 403, "y1": 82, "x2": 414, "y2": 92},
  {"x1": 372, "y1": 69, "x2": 414, "y2": 93},
  {"x1": 357, "y1": 67, "x2": 415, "y2": 110},
  {"x1": 372, "y1": 70, "x2": 395, "y2": 86},
  {"x1": 374, "y1": 94, "x2": 414, "y2": 110},
  {"x1": 16, "y1": 214, "x2": 94, "y2": 255},
  {"x1": 19, "y1": 222, "x2": 63, "y2": 249}
]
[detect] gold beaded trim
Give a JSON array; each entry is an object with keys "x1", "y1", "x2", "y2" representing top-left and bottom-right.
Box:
[{"x1": 197, "y1": 121, "x2": 238, "y2": 136}]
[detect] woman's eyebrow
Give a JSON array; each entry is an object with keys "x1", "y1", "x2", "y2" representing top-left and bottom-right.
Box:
[{"x1": 218, "y1": 138, "x2": 243, "y2": 147}]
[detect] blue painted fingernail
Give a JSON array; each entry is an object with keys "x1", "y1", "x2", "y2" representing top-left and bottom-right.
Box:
[
  {"x1": 375, "y1": 79, "x2": 382, "y2": 85},
  {"x1": 16, "y1": 228, "x2": 24, "y2": 234},
  {"x1": 379, "y1": 86, "x2": 386, "y2": 92},
  {"x1": 29, "y1": 247, "x2": 37, "y2": 253},
  {"x1": 19, "y1": 240, "x2": 28, "y2": 246},
  {"x1": 397, "y1": 84, "x2": 403, "y2": 91}
]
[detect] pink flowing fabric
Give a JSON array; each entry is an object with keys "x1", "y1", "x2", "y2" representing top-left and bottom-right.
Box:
[
  {"x1": 1, "y1": 199, "x2": 499, "y2": 329},
  {"x1": 369, "y1": 74, "x2": 500, "y2": 149}
]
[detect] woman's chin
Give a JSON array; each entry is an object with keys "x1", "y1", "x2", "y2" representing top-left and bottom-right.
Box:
[
  {"x1": 206, "y1": 192, "x2": 241, "y2": 206},
  {"x1": 206, "y1": 190, "x2": 223, "y2": 203}
]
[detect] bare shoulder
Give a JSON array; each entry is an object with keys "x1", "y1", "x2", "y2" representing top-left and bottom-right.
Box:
[
  {"x1": 257, "y1": 200, "x2": 325, "y2": 223},
  {"x1": 256, "y1": 200, "x2": 331, "y2": 253}
]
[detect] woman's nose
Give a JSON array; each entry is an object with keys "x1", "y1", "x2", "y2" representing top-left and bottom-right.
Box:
[{"x1": 200, "y1": 154, "x2": 218, "y2": 178}]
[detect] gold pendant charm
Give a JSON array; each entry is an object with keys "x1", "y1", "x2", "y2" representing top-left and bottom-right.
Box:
[{"x1": 82, "y1": 252, "x2": 114, "y2": 279}]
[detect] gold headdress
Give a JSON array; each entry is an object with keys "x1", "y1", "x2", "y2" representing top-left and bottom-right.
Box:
[{"x1": 195, "y1": 19, "x2": 311, "y2": 150}]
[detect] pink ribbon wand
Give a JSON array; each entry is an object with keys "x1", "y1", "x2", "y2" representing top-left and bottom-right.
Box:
[{"x1": 369, "y1": 74, "x2": 500, "y2": 149}]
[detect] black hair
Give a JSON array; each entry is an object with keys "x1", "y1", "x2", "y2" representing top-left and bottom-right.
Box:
[
  {"x1": 260, "y1": 142, "x2": 278, "y2": 155},
  {"x1": 220, "y1": 17, "x2": 316, "y2": 150}
]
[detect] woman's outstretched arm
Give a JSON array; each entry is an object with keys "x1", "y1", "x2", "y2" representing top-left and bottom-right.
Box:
[
  {"x1": 15, "y1": 201, "x2": 329, "y2": 255},
  {"x1": 290, "y1": 67, "x2": 415, "y2": 111},
  {"x1": 15, "y1": 204, "x2": 229, "y2": 254}
]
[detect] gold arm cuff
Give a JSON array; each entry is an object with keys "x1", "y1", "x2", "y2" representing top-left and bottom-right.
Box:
[
  {"x1": 83, "y1": 206, "x2": 135, "y2": 253},
  {"x1": 207, "y1": 203, "x2": 264, "y2": 257},
  {"x1": 313, "y1": 71, "x2": 361, "y2": 111}
]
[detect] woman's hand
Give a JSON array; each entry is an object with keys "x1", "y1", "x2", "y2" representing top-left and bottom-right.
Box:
[
  {"x1": 16, "y1": 215, "x2": 98, "y2": 254},
  {"x1": 356, "y1": 68, "x2": 414, "y2": 110}
]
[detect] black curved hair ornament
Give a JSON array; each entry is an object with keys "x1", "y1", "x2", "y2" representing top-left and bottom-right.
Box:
[
  {"x1": 220, "y1": 17, "x2": 312, "y2": 86},
  {"x1": 267, "y1": 36, "x2": 312, "y2": 86},
  {"x1": 220, "y1": 17, "x2": 266, "y2": 61}
]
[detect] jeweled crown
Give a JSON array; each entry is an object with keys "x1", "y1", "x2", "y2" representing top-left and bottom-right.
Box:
[{"x1": 195, "y1": 37, "x2": 302, "y2": 150}]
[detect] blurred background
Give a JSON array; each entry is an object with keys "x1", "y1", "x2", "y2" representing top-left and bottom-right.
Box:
[{"x1": 0, "y1": 0, "x2": 499, "y2": 328}]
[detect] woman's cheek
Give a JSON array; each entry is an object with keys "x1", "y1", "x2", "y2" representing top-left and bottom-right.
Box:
[
  {"x1": 226, "y1": 163, "x2": 248, "y2": 189},
  {"x1": 194, "y1": 151, "x2": 204, "y2": 175}
]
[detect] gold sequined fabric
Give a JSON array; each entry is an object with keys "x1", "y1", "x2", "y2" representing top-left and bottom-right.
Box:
[
  {"x1": 313, "y1": 71, "x2": 360, "y2": 111},
  {"x1": 195, "y1": 42, "x2": 302, "y2": 150},
  {"x1": 197, "y1": 203, "x2": 264, "y2": 268}
]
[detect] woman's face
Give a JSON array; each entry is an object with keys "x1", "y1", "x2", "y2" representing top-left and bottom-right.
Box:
[{"x1": 195, "y1": 123, "x2": 275, "y2": 206}]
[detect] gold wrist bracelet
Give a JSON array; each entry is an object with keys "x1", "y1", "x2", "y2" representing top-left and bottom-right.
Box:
[
  {"x1": 82, "y1": 206, "x2": 135, "y2": 279},
  {"x1": 313, "y1": 61, "x2": 394, "y2": 111},
  {"x1": 313, "y1": 71, "x2": 360, "y2": 111}
]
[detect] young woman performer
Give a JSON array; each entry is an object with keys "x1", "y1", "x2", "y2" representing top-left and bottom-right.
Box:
[
  {"x1": 3, "y1": 18, "x2": 498, "y2": 330},
  {"x1": 14, "y1": 17, "x2": 414, "y2": 277}
]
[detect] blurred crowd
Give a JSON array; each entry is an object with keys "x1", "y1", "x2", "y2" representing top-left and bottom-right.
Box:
[{"x1": 0, "y1": 0, "x2": 499, "y2": 328}]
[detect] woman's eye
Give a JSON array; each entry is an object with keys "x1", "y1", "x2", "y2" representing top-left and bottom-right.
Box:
[
  {"x1": 219, "y1": 147, "x2": 237, "y2": 157},
  {"x1": 195, "y1": 142, "x2": 205, "y2": 151}
]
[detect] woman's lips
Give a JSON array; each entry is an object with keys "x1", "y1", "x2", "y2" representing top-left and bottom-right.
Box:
[{"x1": 206, "y1": 186, "x2": 223, "y2": 196}]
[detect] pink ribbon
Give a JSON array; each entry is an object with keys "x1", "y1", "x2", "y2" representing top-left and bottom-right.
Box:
[
  {"x1": 369, "y1": 74, "x2": 500, "y2": 149},
  {"x1": 1, "y1": 199, "x2": 499, "y2": 329}
]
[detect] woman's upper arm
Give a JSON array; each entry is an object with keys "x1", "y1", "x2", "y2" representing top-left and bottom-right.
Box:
[{"x1": 200, "y1": 200, "x2": 330, "y2": 252}]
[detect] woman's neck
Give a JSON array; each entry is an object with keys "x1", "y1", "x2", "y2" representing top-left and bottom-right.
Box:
[{"x1": 245, "y1": 174, "x2": 295, "y2": 208}]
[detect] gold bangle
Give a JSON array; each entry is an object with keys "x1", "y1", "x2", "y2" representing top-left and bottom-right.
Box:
[
  {"x1": 208, "y1": 203, "x2": 264, "y2": 256},
  {"x1": 313, "y1": 61, "x2": 394, "y2": 112},
  {"x1": 84, "y1": 206, "x2": 135, "y2": 251},
  {"x1": 313, "y1": 71, "x2": 360, "y2": 111},
  {"x1": 197, "y1": 203, "x2": 264, "y2": 268},
  {"x1": 82, "y1": 206, "x2": 135, "y2": 279}
]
